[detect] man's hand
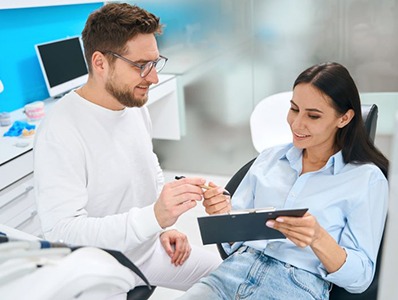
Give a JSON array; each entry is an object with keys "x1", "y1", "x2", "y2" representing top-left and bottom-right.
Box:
[
  {"x1": 160, "y1": 229, "x2": 191, "y2": 266},
  {"x1": 203, "y1": 182, "x2": 231, "y2": 215},
  {"x1": 154, "y1": 177, "x2": 206, "y2": 228}
]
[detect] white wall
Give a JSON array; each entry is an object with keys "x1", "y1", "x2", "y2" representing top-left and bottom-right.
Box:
[{"x1": 378, "y1": 113, "x2": 398, "y2": 299}]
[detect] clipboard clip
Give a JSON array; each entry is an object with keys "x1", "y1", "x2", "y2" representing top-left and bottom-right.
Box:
[{"x1": 229, "y1": 207, "x2": 276, "y2": 215}]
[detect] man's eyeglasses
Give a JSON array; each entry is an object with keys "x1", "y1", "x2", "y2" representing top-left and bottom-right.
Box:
[{"x1": 102, "y1": 50, "x2": 168, "y2": 78}]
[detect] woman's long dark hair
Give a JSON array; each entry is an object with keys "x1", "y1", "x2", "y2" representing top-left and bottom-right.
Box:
[{"x1": 293, "y1": 62, "x2": 389, "y2": 178}]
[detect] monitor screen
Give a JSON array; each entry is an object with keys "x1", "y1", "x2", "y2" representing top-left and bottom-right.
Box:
[{"x1": 35, "y1": 36, "x2": 88, "y2": 98}]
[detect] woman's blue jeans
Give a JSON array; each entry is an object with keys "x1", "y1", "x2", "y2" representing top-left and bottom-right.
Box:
[{"x1": 177, "y1": 245, "x2": 330, "y2": 300}]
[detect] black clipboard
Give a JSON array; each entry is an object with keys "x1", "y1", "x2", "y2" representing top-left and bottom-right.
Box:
[{"x1": 197, "y1": 208, "x2": 308, "y2": 245}]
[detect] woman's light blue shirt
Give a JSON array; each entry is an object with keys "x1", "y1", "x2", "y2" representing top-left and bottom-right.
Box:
[{"x1": 224, "y1": 143, "x2": 388, "y2": 293}]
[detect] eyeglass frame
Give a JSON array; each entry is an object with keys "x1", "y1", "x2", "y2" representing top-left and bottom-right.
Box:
[{"x1": 100, "y1": 50, "x2": 168, "y2": 78}]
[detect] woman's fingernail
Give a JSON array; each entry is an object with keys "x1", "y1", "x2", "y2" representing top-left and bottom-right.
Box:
[
  {"x1": 276, "y1": 217, "x2": 284, "y2": 223},
  {"x1": 266, "y1": 220, "x2": 274, "y2": 228}
]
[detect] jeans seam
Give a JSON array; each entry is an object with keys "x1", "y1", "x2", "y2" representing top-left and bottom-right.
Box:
[{"x1": 236, "y1": 251, "x2": 265, "y2": 299}]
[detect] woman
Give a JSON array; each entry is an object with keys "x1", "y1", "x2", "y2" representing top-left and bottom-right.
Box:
[{"x1": 178, "y1": 62, "x2": 389, "y2": 299}]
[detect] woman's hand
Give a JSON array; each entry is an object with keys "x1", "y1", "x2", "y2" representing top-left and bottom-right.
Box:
[
  {"x1": 266, "y1": 212, "x2": 322, "y2": 248},
  {"x1": 266, "y1": 212, "x2": 347, "y2": 273},
  {"x1": 202, "y1": 182, "x2": 231, "y2": 215}
]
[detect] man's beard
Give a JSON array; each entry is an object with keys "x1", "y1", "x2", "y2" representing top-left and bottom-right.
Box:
[{"x1": 105, "y1": 77, "x2": 148, "y2": 108}]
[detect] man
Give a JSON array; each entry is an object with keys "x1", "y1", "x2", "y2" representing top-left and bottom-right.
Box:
[{"x1": 34, "y1": 3, "x2": 222, "y2": 291}]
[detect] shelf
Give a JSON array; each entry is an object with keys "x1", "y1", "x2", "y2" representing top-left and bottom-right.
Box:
[{"x1": 0, "y1": 1, "x2": 103, "y2": 10}]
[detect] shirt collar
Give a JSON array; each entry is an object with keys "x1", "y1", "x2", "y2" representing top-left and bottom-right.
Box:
[
  {"x1": 280, "y1": 144, "x2": 346, "y2": 175},
  {"x1": 329, "y1": 150, "x2": 345, "y2": 174}
]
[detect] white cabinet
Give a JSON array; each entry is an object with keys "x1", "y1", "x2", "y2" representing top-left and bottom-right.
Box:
[
  {"x1": 0, "y1": 109, "x2": 40, "y2": 236},
  {"x1": 0, "y1": 172, "x2": 42, "y2": 237},
  {"x1": 147, "y1": 74, "x2": 181, "y2": 140},
  {"x1": 0, "y1": 150, "x2": 33, "y2": 191}
]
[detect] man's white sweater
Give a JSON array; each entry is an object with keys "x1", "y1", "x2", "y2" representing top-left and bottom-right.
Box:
[{"x1": 34, "y1": 91, "x2": 164, "y2": 264}]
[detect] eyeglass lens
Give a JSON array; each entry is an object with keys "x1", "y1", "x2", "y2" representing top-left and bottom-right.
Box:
[{"x1": 142, "y1": 57, "x2": 166, "y2": 77}]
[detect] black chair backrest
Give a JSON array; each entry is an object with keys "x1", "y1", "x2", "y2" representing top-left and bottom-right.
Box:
[
  {"x1": 219, "y1": 104, "x2": 381, "y2": 299},
  {"x1": 362, "y1": 104, "x2": 378, "y2": 143}
]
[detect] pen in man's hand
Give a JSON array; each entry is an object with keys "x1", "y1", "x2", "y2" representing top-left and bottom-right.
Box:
[{"x1": 175, "y1": 176, "x2": 230, "y2": 196}]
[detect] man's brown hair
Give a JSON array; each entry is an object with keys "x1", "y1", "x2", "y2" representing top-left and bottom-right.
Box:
[{"x1": 82, "y1": 3, "x2": 162, "y2": 72}]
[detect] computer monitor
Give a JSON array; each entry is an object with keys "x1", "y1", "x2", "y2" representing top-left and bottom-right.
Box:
[
  {"x1": 378, "y1": 112, "x2": 398, "y2": 299},
  {"x1": 35, "y1": 36, "x2": 88, "y2": 98}
]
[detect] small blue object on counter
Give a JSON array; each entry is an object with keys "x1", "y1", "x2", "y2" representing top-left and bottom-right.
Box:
[
  {"x1": 3, "y1": 121, "x2": 36, "y2": 137},
  {"x1": 0, "y1": 112, "x2": 11, "y2": 126}
]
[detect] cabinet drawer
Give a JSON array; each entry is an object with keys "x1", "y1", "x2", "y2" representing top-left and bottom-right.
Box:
[
  {"x1": 0, "y1": 173, "x2": 35, "y2": 226},
  {"x1": 14, "y1": 203, "x2": 43, "y2": 238},
  {"x1": 0, "y1": 150, "x2": 33, "y2": 191}
]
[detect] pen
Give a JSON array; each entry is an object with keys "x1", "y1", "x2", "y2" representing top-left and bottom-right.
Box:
[{"x1": 175, "y1": 176, "x2": 230, "y2": 196}]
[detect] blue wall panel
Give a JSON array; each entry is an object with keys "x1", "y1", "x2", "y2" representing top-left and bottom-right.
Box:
[{"x1": 0, "y1": 3, "x2": 103, "y2": 112}]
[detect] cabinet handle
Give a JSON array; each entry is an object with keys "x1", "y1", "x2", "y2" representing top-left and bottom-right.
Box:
[
  {"x1": 0, "y1": 186, "x2": 34, "y2": 210},
  {"x1": 15, "y1": 210, "x2": 38, "y2": 229}
]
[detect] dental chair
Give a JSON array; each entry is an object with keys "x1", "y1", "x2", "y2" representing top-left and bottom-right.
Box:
[
  {"x1": 217, "y1": 91, "x2": 383, "y2": 300},
  {"x1": 0, "y1": 223, "x2": 155, "y2": 300}
]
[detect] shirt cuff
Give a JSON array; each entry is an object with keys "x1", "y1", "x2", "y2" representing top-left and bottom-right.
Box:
[
  {"x1": 317, "y1": 247, "x2": 372, "y2": 293},
  {"x1": 128, "y1": 203, "x2": 162, "y2": 241}
]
